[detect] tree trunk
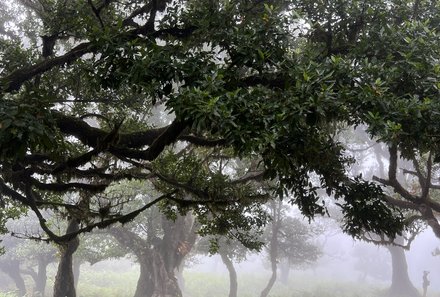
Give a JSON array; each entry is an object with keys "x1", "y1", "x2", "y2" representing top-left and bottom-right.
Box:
[
  {"x1": 110, "y1": 213, "x2": 198, "y2": 297},
  {"x1": 387, "y1": 245, "x2": 421, "y2": 297},
  {"x1": 1, "y1": 259, "x2": 26, "y2": 297},
  {"x1": 34, "y1": 256, "x2": 50, "y2": 297},
  {"x1": 279, "y1": 259, "x2": 290, "y2": 285},
  {"x1": 260, "y1": 255, "x2": 277, "y2": 297},
  {"x1": 260, "y1": 201, "x2": 281, "y2": 297},
  {"x1": 53, "y1": 219, "x2": 80, "y2": 297},
  {"x1": 73, "y1": 257, "x2": 81, "y2": 290},
  {"x1": 219, "y1": 250, "x2": 238, "y2": 297},
  {"x1": 176, "y1": 261, "x2": 186, "y2": 294},
  {"x1": 150, "y1": 249, "x2": 182, "y2": 297},
  {"x1": 132, "y1": 248, "x2": 182, "y2": 297},
  {"x1": 134, "y1": 257, "x2": 154, "y2": 297},
  {"x1": 109, "y1": 228, "x2": 183, "y2": 297}
]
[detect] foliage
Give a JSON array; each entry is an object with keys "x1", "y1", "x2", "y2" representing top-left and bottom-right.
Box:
[
  {"x1": 3, "y1": 0, "x2": 440, "y2": 248},
  {"x1": 271, "y1": 215, "x2": 321, "y2": 268},
  {"x1": 77, "y1": 233, "x2": 127, "y2": 265}
]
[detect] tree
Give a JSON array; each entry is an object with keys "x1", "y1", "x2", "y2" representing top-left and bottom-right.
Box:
[
  {"x1": 0, "y1": 0, "x2": 408, "y2": 237},
  {"x1": 273, "y1": 213, "x2": 322, "y2": 285},
  {"x1": 260, "y1": 200, "x2": 321, "y2": 297},
  {"x1": 0, "y1": 234, "x2": 56, "y2": 297},
  {"x1": 0, "y1": 236, "x2": 27, "y2": 297},
  {"x1": 352, "y1": 243, "x2": 390, "y2": 283},
  {"x1": 2, "y1": 2, "x2": 440, "y2": 295},
  {"x1": 362, "y1": 231, "x2": 422, "y2": 297},
  {"x1": 0, "y1": 213, "x2": 58, "y2": 297},
  {"x1": 197, "y1": 232, "x2": 253, "y2": 297},
  {"x1": 345, "y1": 129, "x2": 425, "y2": 297},
  {"x1": 108, "y1": 209, "x2": 197, "y2": 297},
  {"x1": 294, "y1": 0, "x2": 440, "y2": 237}
]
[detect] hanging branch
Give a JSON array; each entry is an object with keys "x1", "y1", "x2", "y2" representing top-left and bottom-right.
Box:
[{"x1": 7, "y1": 185, "x2": 176, "y2": 243}]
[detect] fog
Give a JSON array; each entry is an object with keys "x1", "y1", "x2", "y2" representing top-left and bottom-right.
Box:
[
  {"x1": 1, "y1": 215, "x2": 439, "y2": 297},
  {"x1": 0, "y1": 0, "x2": 440, "y2": 297}
]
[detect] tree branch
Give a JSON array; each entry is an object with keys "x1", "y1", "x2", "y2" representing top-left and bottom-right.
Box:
[
  {"x1": 1, "y1": 18, "x2": 196, "y2": 92},
  {"x1": 372, "y1": 175, "x2": 419, "y2": 204},
  {"x1": 412, "y1": 156, "x2": 427, "y2": 189},
  {"x1": 421, "y1": 152, "x2": 432, "y2": 200}
]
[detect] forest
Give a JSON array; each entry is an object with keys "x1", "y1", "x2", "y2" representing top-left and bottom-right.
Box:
[{"x1": 1, "y1": 0, "x2": 440, "y2": 296}]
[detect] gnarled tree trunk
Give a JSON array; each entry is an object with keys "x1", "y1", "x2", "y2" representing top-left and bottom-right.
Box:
[
  {"x1": 134, "y1": 256, "x2": 155, "y2": 297},
  {"x1": 110, "y1": 228, "x2": 182, "y2": 297},
  {"x1": 53, "y1": 219, "x2": 80, "y2": 297},
  {"x1": 110, "y1": 213, "x2": 197, "y2": 297},
  {"x1": 387, "y1": 244, "x2": 420, "y2": 297}
]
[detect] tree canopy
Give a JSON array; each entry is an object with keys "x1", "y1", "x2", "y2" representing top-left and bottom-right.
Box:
[{"x1": 1, "y1": 0, "x2": 440, "y2": 243}]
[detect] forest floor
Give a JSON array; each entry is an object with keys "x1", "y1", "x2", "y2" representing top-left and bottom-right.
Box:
[{"x1": 1, "y1": 261, "x2": 439, "y2": 297}]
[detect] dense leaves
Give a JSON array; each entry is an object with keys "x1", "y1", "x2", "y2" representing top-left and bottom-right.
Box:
[
  {"x1": 3, "y1": 0, "x2": 440, "y2": 246},
  {"x1": 337, "y1": 179, "x2": 404, "y2": 239}
]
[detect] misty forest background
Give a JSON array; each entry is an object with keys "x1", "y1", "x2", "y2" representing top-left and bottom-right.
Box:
[{"x1": 2, "y1": 0, "x2": 440, "y2": 297}]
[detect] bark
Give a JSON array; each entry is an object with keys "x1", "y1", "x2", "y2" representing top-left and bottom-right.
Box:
[
  {"x1": 53, "y1": 219, "x2": 80, "y2": 297},
  {"x1": 387, "y1": 245, "x2": 421, "y2": 297},
  {"x1": 150, "y1": 249, "x2": 182, "y2": 297},
  {"x1": 0, "y1": 259, "x2": 26, "y2": 297},
  {"x1": 110, "y1": 228, "x2": 182, "y2": 297},
  {"x1": 219, "y1": 250, "x2": 238, "y2": 297},
  {"x1": 109, "y1": 213, "x2": 196, "y2": 297},
  {"x1": 134, "y1": 256, "x2": 154, "y2": 297}
]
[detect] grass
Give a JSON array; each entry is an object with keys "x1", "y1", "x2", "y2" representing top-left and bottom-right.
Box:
[
  {"x1": 73, "y1": 267, "x2": 390, "y2": 297},
  {"x1": 2, "y1": 264, "x2": 437, "y2": 297},
  {"x1": 182, "y1": 271, "x2": 385, "y2": 297},
  {"x1": 0, "y1": 293, "x2": 18, "y2": 297}
]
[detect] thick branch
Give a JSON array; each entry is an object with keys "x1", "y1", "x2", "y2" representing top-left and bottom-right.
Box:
[
  {"x1": 377, "y1": 145, "x2": 420, "y2": 203},
  {"x1": 55, "y1": 113, "x2": 221, "y2": 152},
  {"x1": 373, "y1": 175, "x2": 420, "y2": 204},
  {"x1": 106, "y1": 119, "x2": 189, "y2": 161},
  {"x1": 421, "y1": 152, "x2": 432, "y2": 200},
  {"x1": 412, "y1": 156, "x2": 427, "y2": 189},
  {"x1": 380, "y1": 192, "x2": 419, "y2": 211},
  {"x1": 2, "y1": 20, "x2": 196, "y2": 92},
  {"x1": 388, "y1": 144, "x2": 398, "y2": 181},
  {"x1": 2, "y1": 42, "x2": 95, "y2": 92},
  {"x1": 0, "y1": 178, "x2": 31, "y2": 206}
]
